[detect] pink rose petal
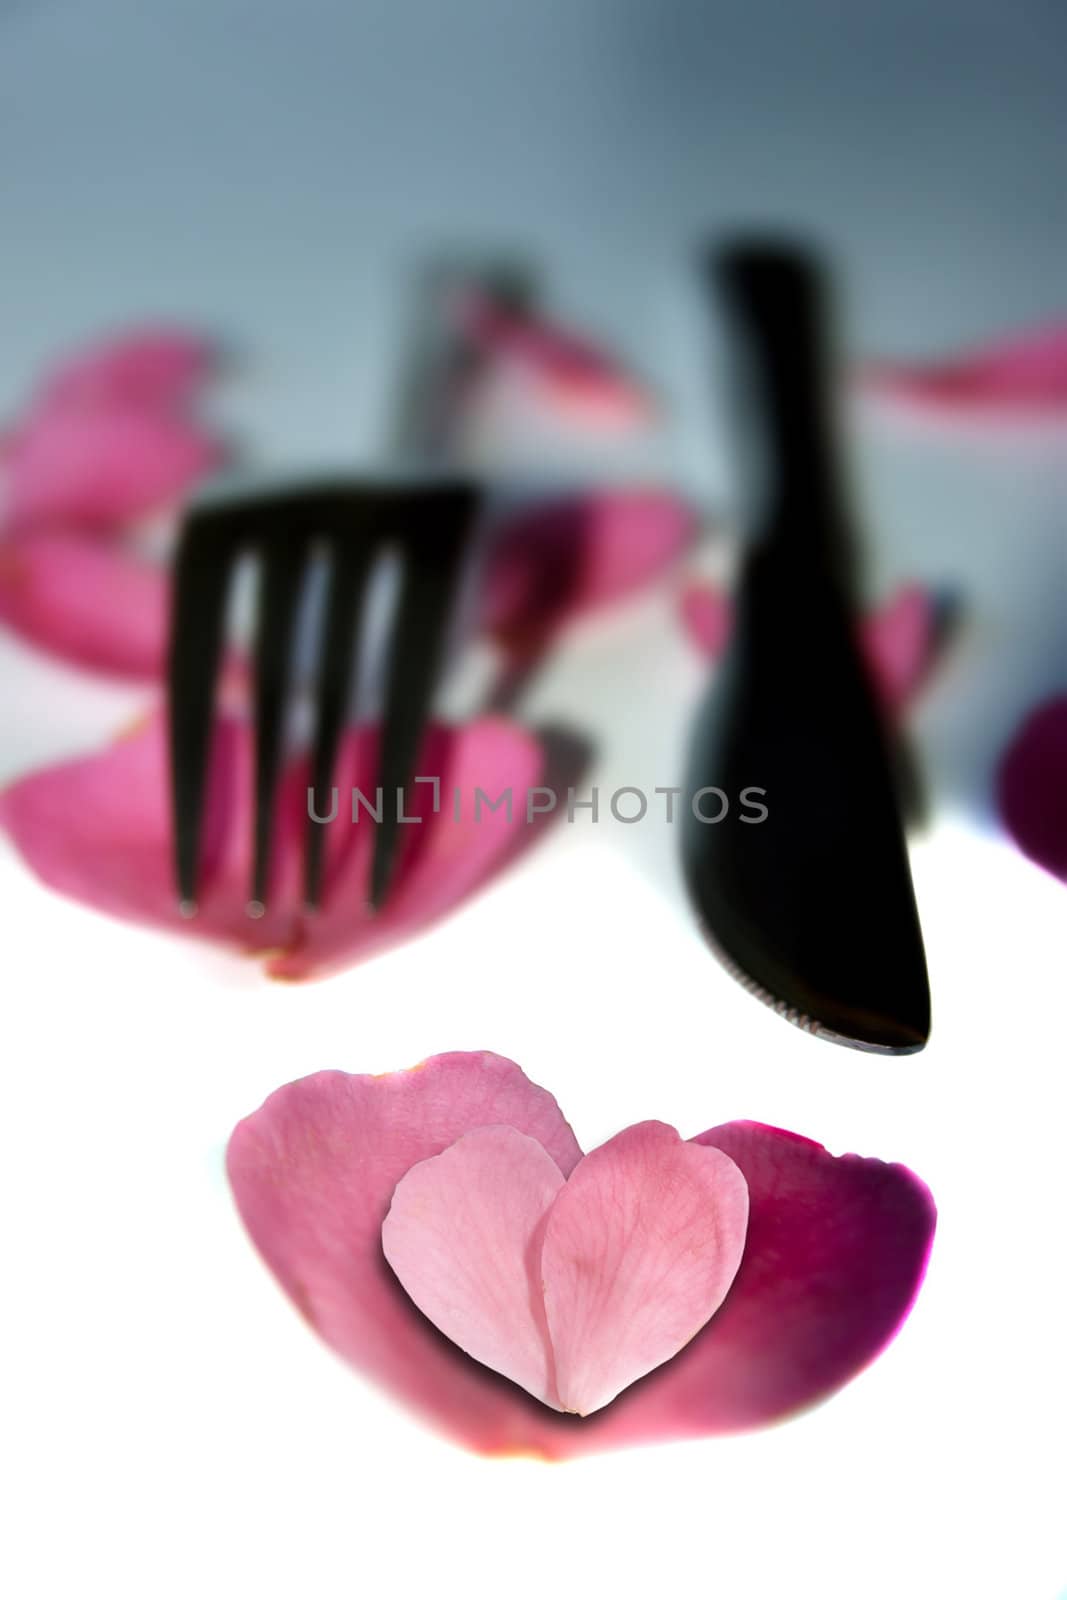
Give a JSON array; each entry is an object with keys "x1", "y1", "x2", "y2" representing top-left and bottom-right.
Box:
[
  {"x1": 483, "y1": 491, "x2": 694, "y2": 645},
  {"x1": 0, "y1": 490, "x2": 693, "y2": 681},
  {"x1": 228, "y1": 1056, "x2": 583, "y2": 1446},
  {"x1": 36, "y1": 327, "x2": 218, "y2": 415},
  {"x1": 456, "y1": 290, "x2": 652, "y2": 429},
  {"x1": 678, "y1": 580, "x2": 733, "y2": 659},
  {"x1": 1, "y1": 408, "x2": 224, "y2": 534},
  {"x1": 855, "y1": 583, "x2": 939, "y2": 710},
  {"x1": 680, "y1": 579, "x2": 938, "y2": 714},
  {"x1": 542, "y1": 1122, "x2": 748, "y2": 1415},
  {"x1": 0, "y1": 710, "x2": 546, "y2": 980},
  {"x1": 227, "y1": 1056, "x2": 935, "y2": 1458},
  {"x1": 0, "y1": 709, "x2": 300, "y2": 951},
  {"x1": 383, "y1": 1126, "x2": 566, "y2": 1409},
  {"x1": 995, "y1": 695, "x2": 1067, "y2": 882},
  {"x1": 382, "y1": 1121, "x2": 747, "y2": 1417},
  {"x1": 266, "y1": 716, "x2": 544, "y2": 980},
  {"x1": 0, "y1": 528, "x2": 168, "y2": 678},
  {"x1": 860, "y1": 321, "x2": 1067, "y2": 419}
]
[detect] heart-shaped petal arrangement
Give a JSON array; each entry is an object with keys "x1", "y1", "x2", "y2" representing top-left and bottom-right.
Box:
[
  {"x1": 227, "y1": 1053, "x2": 936, "y2": 1458},
  {"x1": 382, "y1": 1122, "x2": 749, "y2": 1414}
]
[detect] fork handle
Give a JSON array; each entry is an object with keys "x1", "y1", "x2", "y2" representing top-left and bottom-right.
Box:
[{"x1": 713, "y1": 240, "x2": 854, "y2": 580}]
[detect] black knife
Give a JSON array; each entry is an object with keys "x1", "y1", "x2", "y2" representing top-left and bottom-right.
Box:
[{"x1": 682, "y1": 240, "x2": 930, "y2": 1053}]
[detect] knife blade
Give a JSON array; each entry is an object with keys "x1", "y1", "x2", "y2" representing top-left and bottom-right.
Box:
[{"x1": 682, "y1": 240, "x2": 930, "y2": 1054}]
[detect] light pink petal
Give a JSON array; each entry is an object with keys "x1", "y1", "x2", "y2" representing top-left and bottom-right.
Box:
[
  {"x1": 36, "y1": 327, "x2": 218, "y2": 414},
  {"x1": 0, "y1": 710, "x2": 547, "y2": 979},
  {"x1": 483, "y1": 491, "x2": 695, "y2": 644},
  {"x1": 227, "y1": 1056, "x2": 583, "y2": 1448},
  {"x1": 383, "y1": 1126, "x2": 566, "y2": 1409},
  {"x1": 0, "y1": 528, "x2": 167, "y2": 678},
  {"x1": 1, "y1": 409, "x2": 224, "y2": 534},
  {"x1": 860, "y1": 321, "x2": 1067, "y2": 419},
  {"x1": 542, "y1": 1122, "x2": 748, "y2": 1416},
  {"x1": 996, "y1": 695, "x2": 1067, "y2": 882},
  {"x1": 226, "y1": 1057, "x2": 935, "y2": 1459},
  {"x1": 456, "y1": 290, "x2": 652, "y2": 429},
  {"x1": 680, "y1": 580, "x2": 938, "y2": 714}
]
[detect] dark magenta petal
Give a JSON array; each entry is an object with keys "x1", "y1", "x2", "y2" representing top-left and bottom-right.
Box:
[
  {"x1": 0, "y1": 710, "x2": 547, "y2": 980},
  {"x1": 996, "y1": 695, "x2": 1067, "y2": 882},
  {"x1": 226, "y1": 1057, "x2": 935, "y2": 1458}
]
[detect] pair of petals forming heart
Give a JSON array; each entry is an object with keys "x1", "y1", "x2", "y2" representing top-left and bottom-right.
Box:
[
  {"x1": 679, "y1": 580, "x2": 943, "y2": 716},
  {"x1": 0, "y1": 710, "x2": 550, "y2": 981},
  {"x1": 382, "y1": 1121, "x2": 749, "y2": 1415},
  {"x1": 227, "y1": 1052, "x2": 936, "y2": 1459}
]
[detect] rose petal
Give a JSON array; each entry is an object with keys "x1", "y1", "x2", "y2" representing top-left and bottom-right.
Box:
[
  {"x1": 383, "y1": 1126, "x2": 566, "y2": 1409},
  {"x1": 456, "y1": 290, "x2": 652, "y2": 429},
  {"x1": 483, "y1": 491, "x2": 695, "y2": 644},
  {"x1": 680, "y1": 580, "x2": 938, "y2": 713},
  {"x1": 678, "y1": 580, "x2": 733, "y2": 659},
  {"x1": 0, "y1": 709, "x2": 547, "y2": 980},
  {"x1": 1, "y1": 409, "x2": 224, "y2": 533},
  {"x1": 860, "y1": 321, "x2": 1067, "y2": 418},
  {"x1": 855, "y1": 583, "x2": 938, "y2": 711},
  {"x1": 0, "y1": 708, "x2": 299, "y2": 950},
  {"x1": 636, "y1": 1121, "x2": 937, "y2": 1435},
  {"x1": 542, "y1": 1122, "x2": 748, "y2": 1415},
  {"x1": 36, "y1": 327, "x2": 218, "y2": 414},
  {"x1": 226, "y1": 1058, "x2": 935, "y2": 1458},
  {"x1": 0, "y1": 528, "x2": 167, "y2": 678},
  {"x1": 995, "y1": 695, "x2": 1067, "y2": 882},
  {"x1": 228, "y1": 1055, "x2": 583, "y2": 1448},
  {"x1": 267, "y1": 717, "x2": 544, "y2": 980}
]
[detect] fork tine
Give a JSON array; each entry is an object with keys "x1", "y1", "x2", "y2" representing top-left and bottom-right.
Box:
[
  {"x1": 249, "y1": 523, "x2": 313, "y2": 913},
  {"x1": 304, "y1": 527, "x2": 376, "y2": 909},
  {"x1": 167, "y1": 507, "x2": 240, "y2": 913},
  {"x1": 368, "y1": 484, "x2": 479, "y2": 910}
]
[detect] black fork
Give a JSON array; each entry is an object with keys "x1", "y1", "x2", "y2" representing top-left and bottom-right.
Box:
[{"x1": 167, "y1": 477, "x2": 479, "y2": 917}]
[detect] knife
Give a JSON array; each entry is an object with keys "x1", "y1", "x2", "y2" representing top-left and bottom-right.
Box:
[{"x1": 682, "y1": 239, "x2": 930, "y2": 1053}]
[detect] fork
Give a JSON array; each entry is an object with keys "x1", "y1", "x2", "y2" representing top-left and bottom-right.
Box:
[{"x1": 167, "y1": 262, "x2": 531, "y2": 918}]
